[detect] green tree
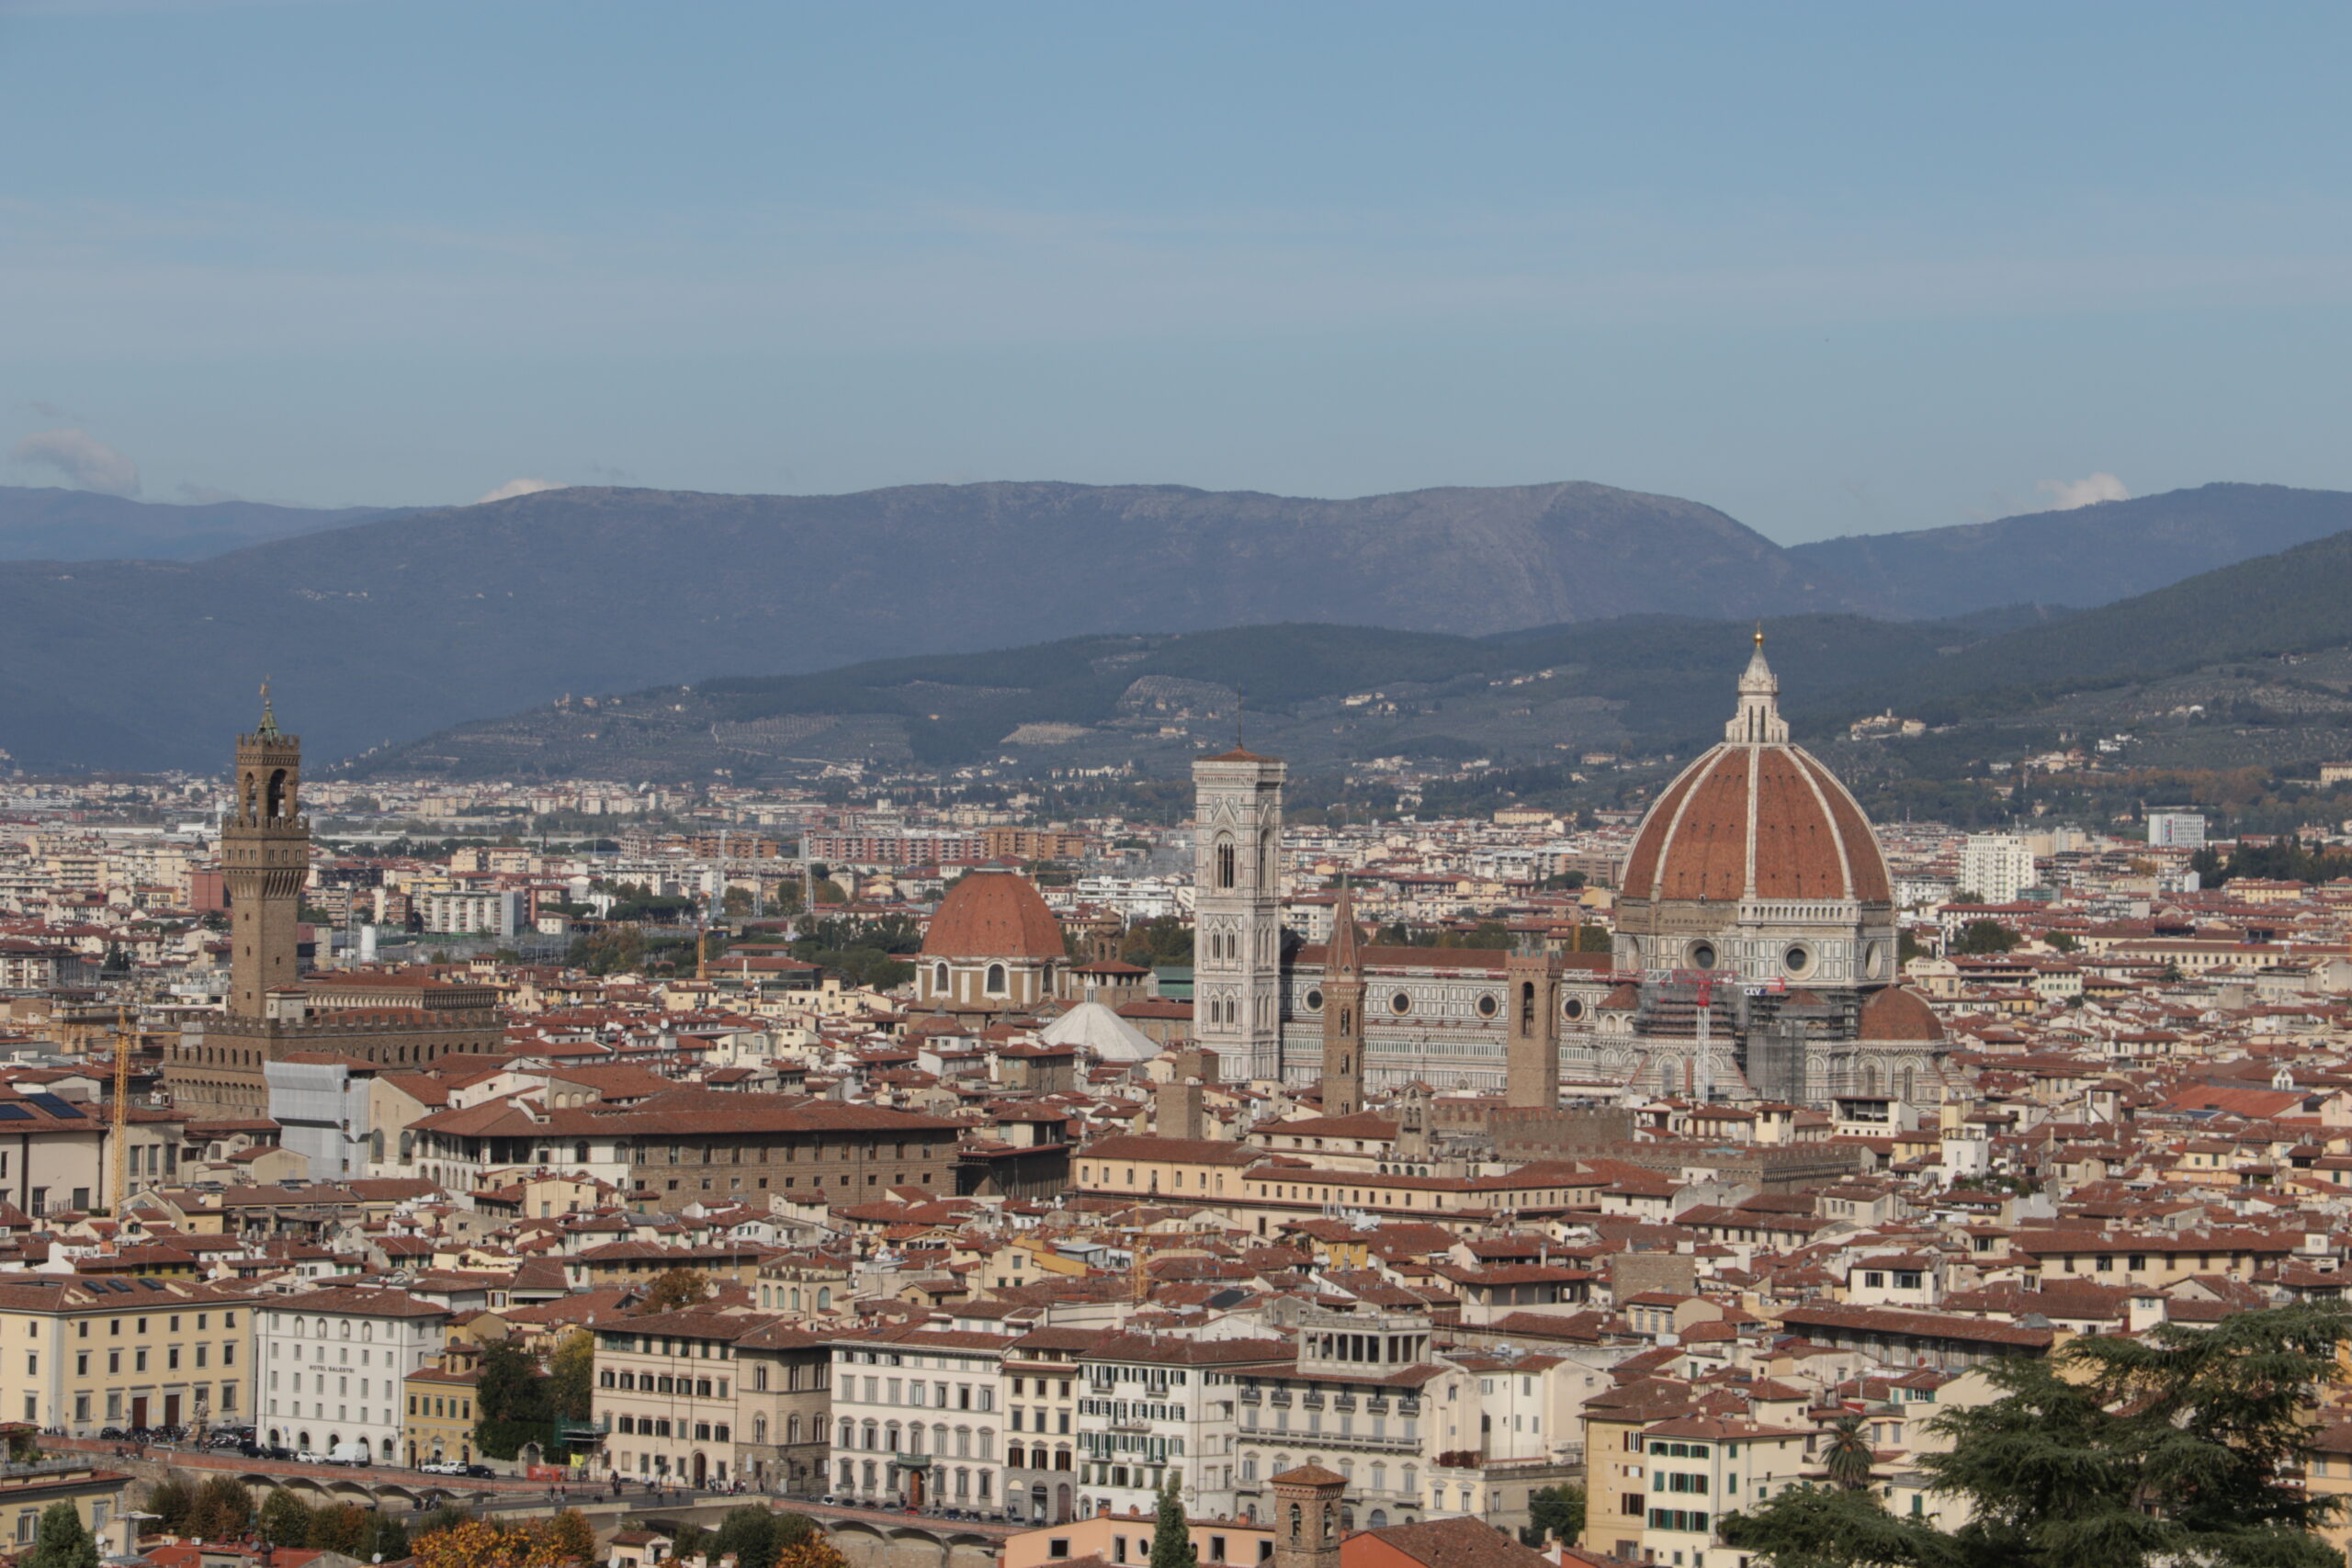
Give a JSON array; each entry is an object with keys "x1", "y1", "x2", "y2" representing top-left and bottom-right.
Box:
[
  {"x1": 1719, "y1": 1484, "x2": 1951, "y2": 1568},
  {"x1": 1148, "y1": 1476, "x2": 1196, "y2": 1568},
  {"x1": 307, "y1": 1503, "x2": 376, "y2": 1556},
  {"x1": 2044, "y1": 930, "x2": 2081, "y2": 953},
  {"x1": 548, "y1": 1326, "x2": 596, "y2": 1421},
  {"x1": 1822, "y1": 1416, "x2": 1877, "y2": 1491},
  {"x1": 722, "y1": 886, "x2": 754, "y2": 916},
  {"x1": 1521, "y1": 1484, "x2": 1585, "y2": 1547},
  {"x1": 474, "y1": 1338, "x2": 555, "y2": 1460},
  {"x1": 371, "y1": 1513, "x2": 413, "y2": 1563},
  {"x1": 714, "y1": 1506, "x2": 786, "y2": 1568},
  {"x1": 1915, "y1": 1303, "x2": 2352, "y2": 1568},
  {"x1": 414, "y1": 1505, "x2": 473, "y2": 1540},
  {"x1": 28, "y1": 1503, "x2": 97, "y2": 1568},
  {"x1": 1950, "y1": 919, "x2": 2019, "y2": 956},
  {"x1": 633, "y1": 1269, "x2": 714, "y2": 1315},
  {"x1": 144, "y1": 1476, "x2": 198, "y2": 1536},
  {"x1": 257, "y1": 1490, "x2": 313, "y2": 1549}
]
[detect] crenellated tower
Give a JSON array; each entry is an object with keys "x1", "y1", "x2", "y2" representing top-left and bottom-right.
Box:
[{"x1": 223, "y1": 686, "x2": 308, "y2": 1017}]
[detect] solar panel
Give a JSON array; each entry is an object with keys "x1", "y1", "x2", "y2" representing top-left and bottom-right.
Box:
[
  {"x1": 0, "y1": 1105, "x2": 36, "y2": 1121},
  {"x1": 23, "y1": 1094, "x2": 81, "y2": 1119},
  {"x1": 136, "y1": 1279, "x2": 164, "y2": 1292}
]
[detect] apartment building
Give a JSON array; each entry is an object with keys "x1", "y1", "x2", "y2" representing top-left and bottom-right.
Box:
[
  {"x1": 828, "y1": 1326, "x2": 1011, "y2": 1511},
  {"x1": 403, "y1": 1360, "x2": 482, "y2": 1468},
  {"x1": 730, "y1": 1322, "x2": 833, "y2": 1495},
  {"x1": 1003, "y1": 1325, "x2": 1087, "y2": 1525},
  {"x1": 1077, "y1": 1332, "x2": 1291, "y2": 1521},
  {"x1": 1230, "y1": 1313, "x2": 1442, "y2": 1533},
  {"x1": 0, "y1": 1275, "x2": 255, "y2": 1435},
  {"x1": 1629, "y1": 1416, "x2": 1810, "y2": 1568},
  {"x1": 258, "y1": 1287, "x2": 449, "y2": 1461},
  {"x1": 593, "y1": 1307, "x2": 761, "y2": 1488}
]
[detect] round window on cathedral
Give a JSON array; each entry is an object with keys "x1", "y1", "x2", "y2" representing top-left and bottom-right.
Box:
[
  {"x1": 1475, "y1": 994, "x2": 1499, "y2": 1019},
  {"x1": 1689, "y1": 942, "x2": 1717, "y2": 971},
  {"x1": 1783, "y1": 944, "x2": 1813, "y2": 976},
  {"x1": 1562, "y1": 997, "x2": 1587, "y2": 1021},
  {"x1": 1304, "y1": 987, "x2": 1325, "y2": 1012},
  {"x1": 1865, "y1": 942, "x2": 1890, "y2": 978},
  {"x1": 1389, "y1": 991, "x2": 1413, "y2": 1016}
]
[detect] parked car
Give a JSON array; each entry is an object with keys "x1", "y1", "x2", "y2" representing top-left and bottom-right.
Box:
[
  {"x1": 462, "y1": 1464, "x2": 496, "y2": 1479},
  {"x1": 297, "y1": 1450, "x2": 326, "y2": 1465}
]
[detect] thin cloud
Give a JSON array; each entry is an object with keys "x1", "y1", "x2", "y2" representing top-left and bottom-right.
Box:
[
  {"x1": 471, "y1": 477, "x2": 568, "y2": 504},
  {"x1": 2036, "y1": 472, "x2": 2129, "y2": 511},
  {"x1": 7, "y1": 427, "x2": 141, "y2": 496}
]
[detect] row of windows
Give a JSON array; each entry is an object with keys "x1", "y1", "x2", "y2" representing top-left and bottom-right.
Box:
[
  {"x1": 837, "y1": 1373, "x2": 991, "y2": 1411},
  {"x1": 408, "y1": 1393, "x2": 473, "y2": 1419},
  {"x1": 64, "y1": 1342, "x2": 233, "y2": 1375},
  {"x1": 616, "y1": 1415, "x2": 731, "y2": 1441},
  {"x1": 601, "y1": 1371, "x2": 730, "y2": 1398},
  {"x1": 838, "y1": 1419, "x2": 994, "y2": 1459}
]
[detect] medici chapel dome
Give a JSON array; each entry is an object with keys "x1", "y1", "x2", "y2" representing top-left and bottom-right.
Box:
[{"x1": 1615, "y1": 635, "x2": 1898, "y2": 989}]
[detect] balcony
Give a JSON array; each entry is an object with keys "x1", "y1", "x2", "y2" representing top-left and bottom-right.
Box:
[
  {"x1": 1365, "y1": 1398, "x2": 1390, "y2": 1415},
  {"x1": 1237, "y1": 1389, "x2": 1262, "y2": 1406},
  {"x1": 1301, "y1": 1393, "x2": 1326, "y2": 1411},
  {"x1": 1331, "y1": 1394, "x2": 1356, "y2": 1413},
  {"x1": 1268, "y1": 1392, "x2": 1293, "y2": 1409}
]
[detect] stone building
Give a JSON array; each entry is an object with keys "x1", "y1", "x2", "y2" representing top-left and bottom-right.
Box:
[
  {"x1": 914, "y1": 867, "x2": 1069, "y2": 1016},
  {"x1": 1227, "y1": 640, "x2": 1949, "y2": 1112},
  {"x1": 167, "y1": 699, "x2": 503, "y2": 1116}
]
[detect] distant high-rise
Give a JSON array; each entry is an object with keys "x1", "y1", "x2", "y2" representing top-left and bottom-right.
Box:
[
  {"x1": 2148, "y1": 811, "x2": 2208, "y2": 850},
  {"x1": 1957, "y1": 834, "x2": 2037, "y2": 905},
  {"x1": 1192, "y1": 745, "x2": 1286, "y2": 1082}
]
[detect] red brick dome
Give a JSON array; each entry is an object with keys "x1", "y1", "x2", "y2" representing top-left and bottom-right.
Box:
[
  {"x1": 1621, "y1": 744, "x2": 1893, "y2": 905},
  {"x1": 1859, "y1": 985, "x2": 1943, "y2": 1042},
  {"x1": 922, "y1": 867, "x2": 1066, "y2": 960},
  {"x1": 1620, "y1": 635, "x2": 1891, "y2": 907}
]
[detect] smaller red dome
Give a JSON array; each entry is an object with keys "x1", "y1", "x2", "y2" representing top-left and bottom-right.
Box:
[
  {"x1": 1859, "y1": 987, "x2": 1942, "y2": 1043},
  {"x1": 922, "y1": 868, "x2": 1066, "y2": 961}
]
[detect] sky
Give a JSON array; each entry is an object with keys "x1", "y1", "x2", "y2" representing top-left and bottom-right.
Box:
[{"x1": 5, "y1": 1, "x2": 2352, "y2": 543}]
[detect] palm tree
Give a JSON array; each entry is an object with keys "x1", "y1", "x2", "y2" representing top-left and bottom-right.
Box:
[{"x1": 1821, "y1": 1415, "x2": 1877, "y2": 1491}]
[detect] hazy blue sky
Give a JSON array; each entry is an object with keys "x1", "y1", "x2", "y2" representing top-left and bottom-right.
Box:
[{"x1": 6, "y1": 1, "x2": 2351, "y2": 541}]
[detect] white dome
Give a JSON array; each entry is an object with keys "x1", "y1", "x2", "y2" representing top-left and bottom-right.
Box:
[{"x1": 1040, "y1": 1000, "x2": 1160, "y2": 1065}]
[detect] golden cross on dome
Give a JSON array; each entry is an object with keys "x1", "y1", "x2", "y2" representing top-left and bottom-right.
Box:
[{"x1": 1754, "y1": 622, "x2": 1765, "y2": 649}]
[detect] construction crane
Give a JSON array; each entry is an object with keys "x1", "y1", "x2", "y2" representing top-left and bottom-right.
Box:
[{"x1": 110, "y1": 1006, "x2": 130, "y2": 1217}]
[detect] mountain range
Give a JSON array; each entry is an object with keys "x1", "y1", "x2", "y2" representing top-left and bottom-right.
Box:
[{"x1": 4, "y1": 477, "x2": 2349, "y2": 773}]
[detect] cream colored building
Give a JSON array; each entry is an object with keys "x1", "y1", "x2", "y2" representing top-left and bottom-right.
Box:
[
  {"x1": 593, "y1": 1305, "x2": 763, "y2": 1489},
  {"x1": 0, "y1": 1275, "x2": 256, "y2": 1435}
]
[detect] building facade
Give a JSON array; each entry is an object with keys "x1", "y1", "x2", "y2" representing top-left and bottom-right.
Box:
[{"x1": 258, "y1": 1286, "x2": 449, "y2": 1461}]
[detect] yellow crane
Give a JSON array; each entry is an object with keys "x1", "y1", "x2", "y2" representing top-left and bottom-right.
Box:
[{"x1": 110, "y1": 1006, "x2": 130, "y2": 1217}]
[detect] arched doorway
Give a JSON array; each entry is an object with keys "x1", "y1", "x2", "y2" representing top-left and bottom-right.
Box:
[
  {"x1": 692, "y1": 1451, "x2": 707, "y2": 1488},
  {"x1": 1057, "y1": 1483, "x2": 1072, "y2": 1523}
]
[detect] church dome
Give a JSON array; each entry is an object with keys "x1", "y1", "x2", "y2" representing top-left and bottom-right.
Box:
[
  {"x1": 1859, "y1": 986, "x2": 1944, "y2": 1043},
  {"x1": 1620, "y1": 636, "x2": 1892, "y2": 907},
  {"x1": 922, "y1": 867, "x2": 1066, "y2": 960}
]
